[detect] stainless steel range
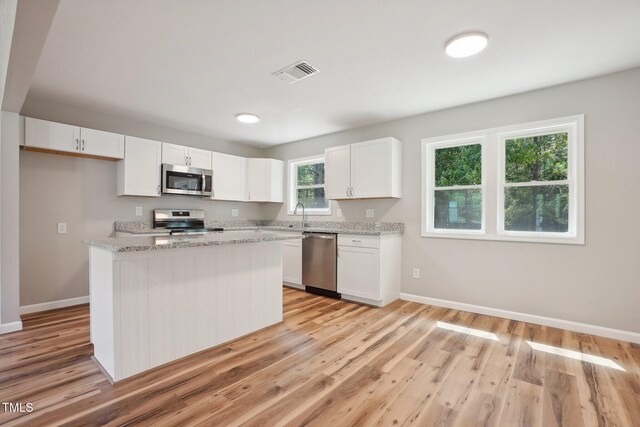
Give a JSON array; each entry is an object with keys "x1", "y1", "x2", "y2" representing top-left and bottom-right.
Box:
[{"x1": 153, "y1": 209, "x2": 223, "y2": 236}]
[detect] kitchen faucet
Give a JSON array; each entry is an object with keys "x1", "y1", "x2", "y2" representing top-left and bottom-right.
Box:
[{"x1": 294, "y1": 202, "x2": 308, "y2": 228}]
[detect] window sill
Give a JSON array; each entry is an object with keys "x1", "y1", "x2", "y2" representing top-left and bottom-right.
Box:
[{"x1": 421, "y1": 231, "x2": 584, "y2": 245}]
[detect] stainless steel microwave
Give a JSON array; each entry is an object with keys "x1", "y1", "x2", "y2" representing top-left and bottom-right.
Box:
[{"x1": 162, "y1": 163, "x2": 212, "y2": 197}]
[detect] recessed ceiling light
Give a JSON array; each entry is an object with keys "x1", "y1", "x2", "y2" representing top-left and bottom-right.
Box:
[
  {"x1": 445, "y1": 32, "x2": 488, "y2": 58},
  {"x1": 236, "y1": 113, "x2": 260, "y2": 124}
]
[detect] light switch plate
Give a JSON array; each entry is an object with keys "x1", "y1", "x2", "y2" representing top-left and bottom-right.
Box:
[
  {"x1": 231, "y1": 209, "x2": 239, "y2": 217},
  {"x1": 366, "y1": 209, "x2": 375, "y2": 218},
  {"x1": 135, "y1": 207, "x2": 143, "y2": 217},
  {"x1": 57, "y1": 223, "x2": 67, "y2": 234}
]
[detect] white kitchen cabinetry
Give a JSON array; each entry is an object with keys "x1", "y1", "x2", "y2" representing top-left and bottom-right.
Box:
[
  {"x1": 117, "y1": 136, "x2": 162, "y2": 197},
  {"x1": 211, "y1": 152, "x2": 247, "y2": 201},
  {"x1": 325, "y1": 137, "x2": 401, "y2": 200},
  {"x1": 162, "y1": 143, "x2": 212, "y2": 169},
  {"x1": 325, "y1": 144, "x2": 352, "y2": 200},
  {"x1": 283, "y1": 237, "x2": 302, "y2": 288},
  {"x1": 25, "y1": 117, "x2": 124, "y2": 159},
  {"x1": 188, "y1": 147, "x2": 213, "y2": 169},
  {"x1": 246, "y1": 158, "x2": 284, "y2": 202},
  {"x1": 337, "y1": 233, "x2": 401, "y2": 307}
]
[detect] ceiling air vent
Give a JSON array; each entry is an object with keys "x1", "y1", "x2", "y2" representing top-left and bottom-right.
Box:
[{"x1": 272, "y1": 61, "x2": 320, "y2": 84}]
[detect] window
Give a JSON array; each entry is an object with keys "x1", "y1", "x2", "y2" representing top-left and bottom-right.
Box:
[
  {"x1": 425, "y1": 139, "x2": 485, "y2": 234},
  {"x1": 288, "y1": 156, "x2": 331, "y2": 215},
  {"x1": 422, "y1": 115, "x2": 584, "y2": 244}
]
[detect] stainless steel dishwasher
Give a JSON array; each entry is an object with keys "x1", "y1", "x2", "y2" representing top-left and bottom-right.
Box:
[{"x1": 302, "y1": 232, "x2": 339, "y2": 297}]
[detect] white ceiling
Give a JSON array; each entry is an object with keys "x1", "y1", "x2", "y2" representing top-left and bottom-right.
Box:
[{"x1": 27, "y1": 0, "x2": 640, "y2": 147}]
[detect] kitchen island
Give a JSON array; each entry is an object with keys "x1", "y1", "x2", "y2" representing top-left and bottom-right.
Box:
[{"x1": 85, "y1": 230, "x2": 303, "y2": 382}]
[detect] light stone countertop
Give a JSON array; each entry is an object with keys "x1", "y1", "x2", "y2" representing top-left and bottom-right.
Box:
[
  {"x1": 85, "y1": 230, "x2": 304, "y2": 253},
  {"x1": 114, "y1": 220, "x2": 404, "y2": 236}
]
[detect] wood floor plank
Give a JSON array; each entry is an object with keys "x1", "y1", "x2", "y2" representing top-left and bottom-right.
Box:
[{"x1": 0, "y1": 288, "x2": 638, "y2": 426}]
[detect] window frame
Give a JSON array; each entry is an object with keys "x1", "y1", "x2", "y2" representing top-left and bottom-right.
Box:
[
  {"x1": 421, "y1": 115, "x2": 585, "y2": 244},
  {"x1": 423, "y1": 136, "x2": 487, "y2": 237},
  {"x1": 287, "y1": 155, "x2": 332, "y2": 216}
]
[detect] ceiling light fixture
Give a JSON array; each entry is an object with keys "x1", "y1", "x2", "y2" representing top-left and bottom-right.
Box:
[
  {"x1": 236, "y1": 113, "x2": 260, "y2": 124},
  {"x1": 445, "y1": 32, "x2": 488, "y2": 58}
]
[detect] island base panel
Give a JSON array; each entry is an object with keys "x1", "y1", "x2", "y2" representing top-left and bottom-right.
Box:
[{"x1": 89, "y1": 242, "x2": 283, "y2": 382}]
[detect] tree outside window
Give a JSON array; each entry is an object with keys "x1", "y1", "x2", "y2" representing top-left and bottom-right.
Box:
[{"x1": 289, "y1": 157, "x2": 331, "y2": 214}]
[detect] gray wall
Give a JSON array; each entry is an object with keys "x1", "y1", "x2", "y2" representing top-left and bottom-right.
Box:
[
  {"x1": 19, "y1": 99, "x2": 265, "y2": 306},
  {"x1": 265, "y1": 67, "x2": 640, "y2": 333},
  {"x1": 1, "y1": 112, "x2": 20, "y2": 323},
  {"x1": 0, "y1": 0, "x2": 19, "y2": 325}
]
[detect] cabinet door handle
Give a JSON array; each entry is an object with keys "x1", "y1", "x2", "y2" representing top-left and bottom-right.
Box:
[
  {"x1": 75, "y1": 139, "x2": 79, "y2": 151},
  {"x1": 81, "y1": 140, "x2": 85, "y2": 151},
  {"x1": 212, "y1": 189, "x2": 215, "y2": 198},
  {"x1": 157, "y1": 185, "x2": 161, "y2": 195},
  {"x1": 346, "y1": 188, "x2": 350, "y2": 197}
]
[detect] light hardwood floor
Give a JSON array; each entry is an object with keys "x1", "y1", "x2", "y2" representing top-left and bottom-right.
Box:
[{"x1": 1, "y1": 287, "x2": 639, "y2": 426}]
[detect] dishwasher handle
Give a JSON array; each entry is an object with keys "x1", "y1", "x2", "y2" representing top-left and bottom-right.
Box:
[{"x1": 303, "y1": 234, "x2": 335, "y2": 240}]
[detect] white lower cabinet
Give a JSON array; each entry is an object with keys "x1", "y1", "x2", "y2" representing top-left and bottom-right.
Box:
[
  {"x1": 337, "y1": 234, "x2": 401, "y2": 307},
  {"x1": 283, "y1": 238, "x2": 302, "y2": 287}
]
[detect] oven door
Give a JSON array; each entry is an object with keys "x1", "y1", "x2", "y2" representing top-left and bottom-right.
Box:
[{"x1": 162, "y1": 164, "x2": 213, "y2": 197}]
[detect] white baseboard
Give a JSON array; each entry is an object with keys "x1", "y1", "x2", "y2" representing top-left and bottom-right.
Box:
[
  {"x1": 400, "y1": 292, "x2": 640, "y2": 344},
  {"x1": 283, "y1": 282, "x2": 304, "y2": 290},
  {"x1": 20, "y1": 296, "x2": 90, "y2": 315},
  {"x1": 0, "y1": 320, "x2": 23, "y2": 334}
]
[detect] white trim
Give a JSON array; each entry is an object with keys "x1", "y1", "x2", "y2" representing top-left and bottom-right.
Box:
[
  {"x1": 0, "y1": 321, "x2": 23, "y2": 335},
  {"x1": 287, "y1": 155, "x2": 332, "y2": 215},
  {"x1": 496, "y1": 116, "x2": 584, "y2": 244},
  {"x1": 421, "y1": 114, "x2": 585, "y2": 245},
  {"x1": 400, "y1": 292, "x2": 640, "y2": 344},
  {"x1": 20, "y1": 295, "x2": 89, "y2": 315},
  {"x1": 422, "y1": 137, "x2": 486, "y2": 236}
]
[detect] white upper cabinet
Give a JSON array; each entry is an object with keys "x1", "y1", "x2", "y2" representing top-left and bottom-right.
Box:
[
  {"x1": 161, "y1": 143, "x2": 212, "y2": 169},
  {"x1": 117, "y1": 136, "x2": 162, "y2": 197},
  {"x1": 246, "y1": 158, "x2": 284, "y2": 202},
  {"x1": 25, "y1": 117, "x2": 124, "y2": 159},
  {"x1": 211, "y1": 152, "x2": 247, "y2": 201},
  {"x1": 324, "y1": 137, "x2": 402, "y2": 200},
  {"x1": 188, "y1": 147, "x2": 213, "y2": 169},
  {"x1": 80, "y1": 127, "x2": 125, "y2": 159},
  {"x1": 325, "y1": 144, "x2": 351, "y2": 200},
  {"x1": 25, "y1": 118, "x2": 79, "y2": 152},
  {"x1": 161, "y1": 143, "x2": 189, "y2": 166}
]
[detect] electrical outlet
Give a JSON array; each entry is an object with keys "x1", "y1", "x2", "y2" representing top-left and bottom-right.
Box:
[
  {"x1": 366, "y1": 209, "x2": 374, "y2": 218},
  {"x1": 135, "y1": 207, "x2": 143, "y2": 217},
  {"x1": 336, "y1": 208, "x2": 342, "y2": 217},
  {"x1": 57, "y1": 223, "x2": 67, "y2": 234},
  {"x1": 231, "y1": 208, "x2": 239, "y2": 217},
  {"x1": 412, "y1": 268, "x2": 420, "y2": 279}
]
